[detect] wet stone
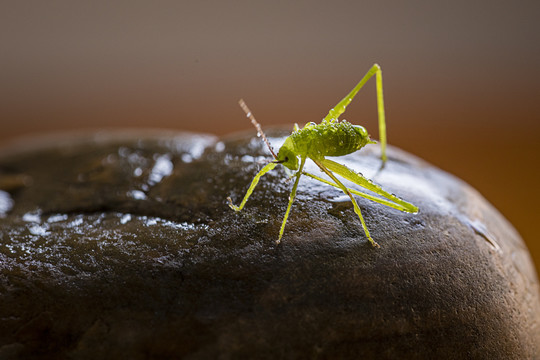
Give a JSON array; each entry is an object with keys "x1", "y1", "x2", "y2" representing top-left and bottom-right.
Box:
[{"x1": 0, "y1": 129, "x2": 539, "y2": 359}]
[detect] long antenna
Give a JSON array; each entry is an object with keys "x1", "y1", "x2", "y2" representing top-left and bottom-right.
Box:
[{"x1": 238, "y1": 99, "x2": 278, "y2": 159}]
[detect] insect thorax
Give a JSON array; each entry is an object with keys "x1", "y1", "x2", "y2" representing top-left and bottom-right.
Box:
[{"x1": 286, "y1": 120, "x2": 371, "y2": 160}]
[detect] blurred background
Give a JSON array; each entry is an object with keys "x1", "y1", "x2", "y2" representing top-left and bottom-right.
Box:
[{"x1": 1, "y1": 1, "x2": 539, "y2": 275}]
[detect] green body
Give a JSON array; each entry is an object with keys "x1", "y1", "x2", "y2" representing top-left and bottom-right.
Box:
[
  {"x1": 228, "y1": 64, "x2": 418, "y2": 246},
  {"x1": 277, "y1": 121, "x2": 374, "y2": 171}
]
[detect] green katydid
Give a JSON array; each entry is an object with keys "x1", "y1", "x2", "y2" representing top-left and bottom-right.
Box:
[{"x1": 227, "y1": 64, "x2": 418, "y2": 247}]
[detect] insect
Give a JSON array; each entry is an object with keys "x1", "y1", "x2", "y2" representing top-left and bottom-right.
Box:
[{"x1": 227, "y1": 64, "x2": 418, "y2": 246}]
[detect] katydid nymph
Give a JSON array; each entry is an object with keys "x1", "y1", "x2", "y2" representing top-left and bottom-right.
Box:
[{"x1": 227, "y1": 64, "x2": 418, "y2": 247}]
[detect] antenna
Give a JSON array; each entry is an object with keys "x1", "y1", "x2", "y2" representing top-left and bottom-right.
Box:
[{"x1": 238, "y1": 99, "x2": 278, "y2": 159}]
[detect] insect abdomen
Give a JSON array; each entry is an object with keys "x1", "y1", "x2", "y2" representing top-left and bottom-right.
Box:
[{"x1": 291, "y1": 121, "x2": 371, "y2": 159}]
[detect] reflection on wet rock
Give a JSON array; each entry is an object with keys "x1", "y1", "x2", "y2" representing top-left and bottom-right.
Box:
[{"x1": 0, "y1": 129, "x2": 538, "y2": 359}]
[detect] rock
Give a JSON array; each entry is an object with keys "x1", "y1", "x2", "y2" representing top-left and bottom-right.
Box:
[{"x1": 0, "y1": 129, "x2": 539, "y2": 359}]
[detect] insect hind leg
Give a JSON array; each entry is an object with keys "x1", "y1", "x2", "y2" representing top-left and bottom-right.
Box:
[{"x1": 323, "y1": 64, "x2": 387, "y2": 167}]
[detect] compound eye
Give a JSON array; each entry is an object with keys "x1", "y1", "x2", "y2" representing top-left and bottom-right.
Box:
[{"x1": 273, "y1": 156, "x2": 289, "y2": 165}]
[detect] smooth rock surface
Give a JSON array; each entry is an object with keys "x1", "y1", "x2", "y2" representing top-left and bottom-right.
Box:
[{"x1": 0, "y1": 129, "x2": 539, "y2": 359}]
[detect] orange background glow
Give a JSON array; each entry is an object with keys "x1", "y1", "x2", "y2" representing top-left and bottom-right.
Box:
[{"x1": 1, "y1": 1, "x2": 539, "y2": 275}]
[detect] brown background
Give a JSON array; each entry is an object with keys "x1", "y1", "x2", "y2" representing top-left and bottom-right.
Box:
[{"x1": 1, "y1": 1, "x2": 539, "y2": 276}]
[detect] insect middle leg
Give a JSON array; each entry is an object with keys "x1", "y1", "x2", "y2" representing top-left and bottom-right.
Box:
[{"x1": 313, "y1": 160, "x2": 380, "y2": 247}]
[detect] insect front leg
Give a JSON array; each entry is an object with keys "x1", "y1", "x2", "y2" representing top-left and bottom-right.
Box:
[
  {"x1": 313, "y1": 160, "x2": 380, "y2": 247},
  {"x1": 324, "y1": 64, "x2": 387, "y2": 166},
  {"x1": 277, "y1": 157, "x2": 306, "y2": 244},
  {"x1": 228, "y1": 162, "x2": 277, "y2": 212}
]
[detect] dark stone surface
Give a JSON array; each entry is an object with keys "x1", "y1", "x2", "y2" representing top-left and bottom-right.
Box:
[{"x1": 0, "y1": 129, "x2": 539, "y2": 359}]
